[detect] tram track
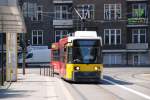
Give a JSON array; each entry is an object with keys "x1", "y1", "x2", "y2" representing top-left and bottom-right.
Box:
[
  {"x1": 64, "y1": 80, "x2": 125, "y2": 100},
  {"x1": 55, "y1": 73, "x2": 138, "y2": 100},
  {"x1": 96, "y1": 80, "x2": 125, "y2": 100},
  {"x1": 132, "y1": 73, "x2": 150, "y2": 81},
  {"x1": 54, "y1": 69, "x2": 150, "y2": 100},
  {"x1": 110, "y1": 72, "x2": 150, "y2": 90},
  {"x1": 69, "y1": 83, "x2": 88, "y2": 100},
  {"x1": 131, "y1": 73, "x2": 150, "y2": 90}
]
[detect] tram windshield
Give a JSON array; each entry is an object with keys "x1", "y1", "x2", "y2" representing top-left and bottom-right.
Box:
[{"x1": 72, "y1": 40, "x2": 101, "y2": 64}]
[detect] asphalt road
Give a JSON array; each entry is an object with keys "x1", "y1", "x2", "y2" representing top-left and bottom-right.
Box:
[{"x1": 62, "y1": 67, "x2": 150, "y2": 100}]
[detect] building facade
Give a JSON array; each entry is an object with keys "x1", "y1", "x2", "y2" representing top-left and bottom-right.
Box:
[
  {"x1": 19, "y1": 0, "x2": 53, "y2": 47},
  {"x1": 19, "y1": 0, "x2": 150, "y2": 66},
  {"x1": 98, "y1": 0, "x2": 150, "y2": 66}
]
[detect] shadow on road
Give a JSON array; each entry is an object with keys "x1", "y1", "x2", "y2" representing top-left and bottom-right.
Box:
[
  {"x1": 69, "y1": 75, "x2": 133, "y2": 85},
  {"x1": 0, "y1": 89, "x2": 35, "y2": 99},
  {"x1": 102, "y1": 75, "x2": 133, "y2": 85}
]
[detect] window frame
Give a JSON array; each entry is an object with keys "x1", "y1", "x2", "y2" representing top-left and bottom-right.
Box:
[
  {"x1": 55, "y1": 30, "x2": 70, "y2": 42},
  {"x1": 132, "y1": 29, "x2": 146, "y2": 43},
  {"x1": 103, "y1": 54, "x2": 122, "y2": 64},
  {"x1": 104, "y1": 4, "x2": 121, "y2": 20},
  {"x1": 54, "y1": 5, "x2": 71, "y2": 20},
  {"x1": 31, "y1": 5, "x2": 43, "y2": 21},
  {"x1": 132, "y1": 3, "x2": 147, "y2": 18},
  {"x1": 32, "y1": 30, "x2": 43, "y2": 45},
  {"x1": 104, "y1": 29, "x2": 121, "y2": 45}
]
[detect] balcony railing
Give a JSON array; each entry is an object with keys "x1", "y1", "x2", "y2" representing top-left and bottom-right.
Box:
[
  {"x1": 127, "y1": 18, "x2": 148, "y2": 27},
  {"x1": 53, "y1": 0, "x2": 73, "y2": 3},
  {"x1": 53, "y1": 19, "x2": 73, "y2": 28},
  {"x1": 126, "y1": 43, "x2": 148, "y2": 50}
]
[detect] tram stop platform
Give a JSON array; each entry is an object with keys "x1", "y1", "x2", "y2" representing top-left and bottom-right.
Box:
[{"x1": 0, "y1": 68, "x2": 73, "y2": 100}]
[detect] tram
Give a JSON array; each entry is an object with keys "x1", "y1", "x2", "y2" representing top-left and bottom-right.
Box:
[
  {"x1": 51, "y1": 42, "x2": 60, "y2": 74},
  {"x1": 51, "y1": 31, "x2": 103, "y2": 82}
]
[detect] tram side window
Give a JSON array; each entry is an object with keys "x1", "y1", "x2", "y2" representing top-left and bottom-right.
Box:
[
  {"x1": 67, "y1": 47, "x2": 72, "y2": 63},
  {"x1": 60, "y1": 48, "x2": 65, "y2": 62},
  {"x1": 53, "y1": 50, "x2": 59, "y2": 61}
]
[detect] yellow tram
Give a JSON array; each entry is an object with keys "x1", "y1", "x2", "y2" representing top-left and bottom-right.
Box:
[{"x1": 51, "y1": 31, "x2": 103, "y2": 82}]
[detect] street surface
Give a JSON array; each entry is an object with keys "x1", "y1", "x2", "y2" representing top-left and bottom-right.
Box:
[
  {"x1": 64, "y1": 67, "x2": 150, "y2": 100},
  {"x1": 0, "y1": 67, "x2": 150, "y2": 100}
]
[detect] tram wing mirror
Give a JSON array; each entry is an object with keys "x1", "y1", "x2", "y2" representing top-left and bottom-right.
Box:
[{"x1": 26, "y1": 53, "x2": 33, "y2": 59}]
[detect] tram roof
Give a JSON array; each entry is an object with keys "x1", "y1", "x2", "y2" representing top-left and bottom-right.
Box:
[
  {"x1": 68, "y1": 31, "x2": 102, "y2": 42},
  {"x1": 73, "y1": 31, "x2": 97, "y2": 37},
  {"x1": 68, "y1": 36, "x2": 102, "y2": 42}
]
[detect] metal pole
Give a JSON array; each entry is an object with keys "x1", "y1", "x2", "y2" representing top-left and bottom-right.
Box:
[
  {"x1": 44, "y1": 65, "x2": 45, "y2": 76},
  {"x1": 48, "y1": 65, "x2": 50, "y2": 76},
  {"x1": 40, "y1": 65, "x2": 41, "y2": 75},
  {"x1": 81, "y1": 19, "x2": 85, "y2": 31},
  {"x1": 22, "y1": 34, "x2": 25, "y2": 75},
  {"x1": 1, "y1": 33, "x2": 4, "y2": 86}
]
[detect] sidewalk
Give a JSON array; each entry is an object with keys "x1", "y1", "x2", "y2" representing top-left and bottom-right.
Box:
[{"x1": 0, "y1": 68, "x2": 74, "y2": 100}]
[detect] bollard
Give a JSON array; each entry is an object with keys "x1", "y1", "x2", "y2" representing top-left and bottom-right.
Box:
[
  {"x1": 46, "y1": 67, "x2": 48, "y2": 76},
  {"x1": 40, "y1": 66, "x2": 41, "y2": 75},
  {"x1": 44, "y1": 65, "x2": 45, "y2": 76},
  {"x1": 49, "y1": 66, "x2": 50, "y2": 76},
  {"x1": 39, "y1": 64, "x2": 52, "y2": 76},
  {"x1": 50, "y1": 65, "x2": 54, "y2": 77},
  {"x1": 52, "y1": 65, "x2": 53, "y2": 77},
  {"x1": 50, "y1": 66, "x2": 52, "y2": 77}
]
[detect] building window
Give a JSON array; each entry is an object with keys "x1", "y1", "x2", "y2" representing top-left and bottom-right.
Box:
[
  {"x1": 32, "y1": 30, "x2": 43, "y2": 45},
  {"x1": 32, "y1": 6, "x2": 43, "y2": 21},
  {"x1": 133, "y1": 54, "x2": 147, "y2": 65},
  {"x1": 104, "y1": 29, "x2": 121, "y2": 45},
  {"x1": 23, "y1": 2, "x2": 36, "y2": 18},
  {"x1": 22, "y1": 2, "x2": 43, "y2": 21},
  {"x1": 132, "y1": 3, "x2": 147, "y2": 18},
  {"x1": 55, "y1": 30, "x2": 70, "y2": 42},
  {"x1": 132, "y1": 29, "x2": 146, "y2": 43},
  {"x1": 103, "y1": 54, "x2": 122, "y2": 64},
  {"x1": 77, "y1": 4, "x2": 95, "y2": 19},
  {"x1": 104, "y1": 4, "x2": 121, "y2": 20},
  {"x1": 54, "y1": 5, "x2": 72, "y2": 20}
]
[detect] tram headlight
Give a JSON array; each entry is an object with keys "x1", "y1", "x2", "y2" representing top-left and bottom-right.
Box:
[
  {"x1": 74, "y1": 66, "x2": 80, "y2": 70},
  {"x1": 94, "y1": 67, "x2": 100, "y2": 71}
]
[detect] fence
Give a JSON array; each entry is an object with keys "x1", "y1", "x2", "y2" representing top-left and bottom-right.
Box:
[{"x1": 39, "y1": 64, "x2": 54, "y2": 77}]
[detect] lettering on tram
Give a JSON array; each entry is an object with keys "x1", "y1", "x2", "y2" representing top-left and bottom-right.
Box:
[{"x1": 51, "y1": 31, "x2": 103, "y2": 82}]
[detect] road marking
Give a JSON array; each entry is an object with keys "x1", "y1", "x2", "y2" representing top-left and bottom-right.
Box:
[{"x1": 103, "y1": 78, "x2": 150, "y2": 100}]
